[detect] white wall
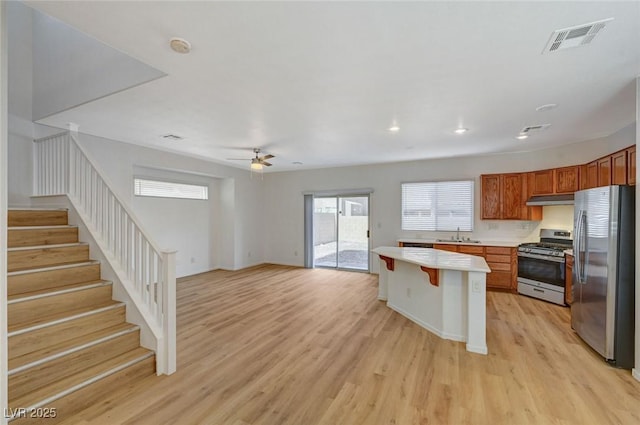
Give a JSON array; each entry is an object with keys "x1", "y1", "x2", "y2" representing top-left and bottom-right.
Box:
[
  {"x1": 72, "y1": 132, "x2": 265, "y2": 272},
  {"x1": 7, "y1": 1, "x2": 34, "y2": 206},
  {"x1": 263, "y1": 125, "x2": 635, "y2": 272},
  {"x1": 132, "y1": 166, "x2": 219, "y2": 278}
]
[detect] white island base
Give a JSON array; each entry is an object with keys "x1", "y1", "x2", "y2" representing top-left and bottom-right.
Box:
[{"x1": 372, "y1": 247, "x2": 490, "y2": 355}]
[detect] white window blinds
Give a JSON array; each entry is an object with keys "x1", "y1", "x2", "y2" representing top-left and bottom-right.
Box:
[
  {"x1": 134, "y1": 178, "x2": 208, "y2": 200},
  {"x1": 401, "y1": 180, "x2": 474, "y2": 231}
]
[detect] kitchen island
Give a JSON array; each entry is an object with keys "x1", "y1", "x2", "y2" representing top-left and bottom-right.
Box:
[{"x1": 372, "y1": 246, "x2": 491, "y2": 355}]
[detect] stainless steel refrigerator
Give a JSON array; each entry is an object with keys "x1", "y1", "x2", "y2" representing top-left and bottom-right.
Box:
[{"x1": 572, "y1": 185, "x2": 635, "y2": 369}]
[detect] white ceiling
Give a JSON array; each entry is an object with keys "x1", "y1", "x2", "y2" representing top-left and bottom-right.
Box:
[{"x1": 27, "y1": 1, "x2": 640, "y2": 172}]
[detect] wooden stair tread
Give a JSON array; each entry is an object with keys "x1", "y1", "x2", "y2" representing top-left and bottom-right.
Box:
[
  {"x1": 8, "y1": 300, "x2": 124, "y2": 334},
  {"x1": 8, "y1": 279, "x2": 111, "y2": 301},
  {"x1": 9, "y1": 323, "x2": 139, "y2": 371},
  {"x1": 8, "y1": 260, "x2": 100, "y2": 276},
  {"x1": 9, "y1": 259, "x2": 92, "y2": 273},
  {"x1": 9, "y1": 347, "x2": 154, "y2": 408},
  {"x1": 8, "y1": 225, "x2": 77, "y2": 230},
  {"x1": 8, "y1": 207, "x2": 68, "y2": 210},
  {"x1": 7, "y1": 242, "x2": 87, "y2": 251}
]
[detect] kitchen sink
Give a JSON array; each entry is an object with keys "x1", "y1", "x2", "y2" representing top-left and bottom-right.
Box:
[{"x1": 436, "y1": 239, "x2": 482, "y2": 244}]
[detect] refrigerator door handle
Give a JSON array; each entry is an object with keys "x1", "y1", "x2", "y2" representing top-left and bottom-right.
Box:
[
  {"x1": 578, "y1": 210, "x2": 588, "y2": 284},
  {"x1": 575, "y1": 209, "x2": 583, "y2": 284}
]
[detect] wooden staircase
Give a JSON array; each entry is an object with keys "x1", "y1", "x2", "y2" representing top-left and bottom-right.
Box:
[{"x1": 6, "y1": 209, "x2": 155, "y2": 423}]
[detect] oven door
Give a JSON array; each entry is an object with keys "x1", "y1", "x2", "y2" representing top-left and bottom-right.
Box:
[{"x1": 517, "y1": 252, "x2": 565, "y2": 288}]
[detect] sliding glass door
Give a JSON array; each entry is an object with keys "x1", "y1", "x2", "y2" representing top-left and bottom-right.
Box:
[{"x1": 313, "y1": 196, "x2": 369, "y2": 271}]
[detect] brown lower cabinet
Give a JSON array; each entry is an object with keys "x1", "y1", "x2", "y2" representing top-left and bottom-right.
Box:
[
  {"x1": 433, "y1": 244, "x2": 458, "y2": 252},
  {"x1": 433, "y1": 244, "x2": 517, "y2": 291},
  {"x1": 565, "y1": 254, "x2": 573, "y2": 305}
]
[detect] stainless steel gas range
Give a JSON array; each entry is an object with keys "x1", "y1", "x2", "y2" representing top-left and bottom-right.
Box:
[{"x1": 517, "y1": 229, "x2": 572, "y2": 305}]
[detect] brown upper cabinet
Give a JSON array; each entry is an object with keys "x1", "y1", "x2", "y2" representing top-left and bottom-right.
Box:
[
  {"x1": 529, "y1": 169, "x2": 555, "y2": 195},
  {"x1": 628, "y1": 146, "x2": 636, "y2": 185},
  {"x1": 598, "y1": 156, "x2": 612, "y2": 186},
  {"x1": 481, "y1": 173, "x2": 541, "y2": 220},
  {"x1": 502, "y1": 173, "x2": 524, "y2": 219},
  {"x1": 583, "y1": 161, "x2": 598, "y2": 189},
  {"x1": 481, "y1": 174, "x2": 502, "y2": 219},
  {"x1": 554, "y1": 166, "x2": 580, "y2": 193},
  {"x1": 611, "y1": 150, "x2": 628, "y2": 185}
]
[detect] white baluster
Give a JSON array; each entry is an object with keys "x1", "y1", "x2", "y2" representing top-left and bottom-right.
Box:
[{"x1": 162, "y1": 250, "x2": 177, "y2": 374}]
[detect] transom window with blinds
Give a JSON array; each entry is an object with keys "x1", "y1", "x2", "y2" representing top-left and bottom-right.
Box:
[
  {"x1": 401, "y1": 180, "x2": 474, "y2": 231},
  {"x1": 134, "y1": 177, "x2": 209, "y2": 200}
]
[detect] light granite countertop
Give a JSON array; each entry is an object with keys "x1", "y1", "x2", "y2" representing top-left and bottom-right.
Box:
[{"x1": 372, "y1": 246, "x2": 491, "y2": 273}]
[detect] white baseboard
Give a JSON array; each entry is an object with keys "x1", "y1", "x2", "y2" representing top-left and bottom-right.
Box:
[
  {"x1": 466, "y1": 344, "x2": 489, "y2": 355},
  {"x1": 633, "y1": 368, "x2": 640, "y2": 382},
  {"x1": 263, "y1": 261, "x2": 305, "y2": 268},
  {"x1": 387, "y1": 302, "x2": 465, "y2": 343}
]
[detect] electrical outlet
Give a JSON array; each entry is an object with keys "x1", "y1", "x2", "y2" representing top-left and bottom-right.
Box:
[
  {"x1": 406, "y1": 288, "x2": 411, "y2": 298},
  {"x1": 190, "y1": 257, "x2": 195, "y2": 264},
  {"x1": 248, "y1": 251, "x2": 252, "y2": 258},
  {"x1": 294, "y1": 250, "x2": 298, "y2": 256}
]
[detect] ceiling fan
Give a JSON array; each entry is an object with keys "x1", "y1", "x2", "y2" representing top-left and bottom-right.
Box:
[{"x1": 227, "y1": 148, "x2": 274, "y2": 171}]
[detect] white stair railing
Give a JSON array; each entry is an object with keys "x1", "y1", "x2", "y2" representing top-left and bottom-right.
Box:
[{"x1": 33, "y1": 131, "x2": 176, "y2": 375}]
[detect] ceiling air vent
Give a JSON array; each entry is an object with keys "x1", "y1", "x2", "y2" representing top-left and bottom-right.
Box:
[
  {"x1": 542, "y1": 18, "x2": 613, "y2": 54},
  {"x1": 520, "y1": 124, "x2": 551, "y2": 134},
  {"x1": 162, "y1": 134, "x2": 183, "y2": 141}
]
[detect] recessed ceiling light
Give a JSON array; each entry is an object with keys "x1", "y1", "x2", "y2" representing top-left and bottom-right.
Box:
[
  {"x1": 389, "y1": 125, "x2": 400, "y2": 132},
  {"x1": 516, "y1": 134, "x2": 529, "y2": 140},
  {"x1": 536, "y1": 103, "x2": 558, "y2": 112},
  {"x1": 292, "y1": 161, "x2": 303, "y2": 165},
  {"x1": 454, "y1": 128, "x2": 468, "y2": 134},
  {"x1": 170, "y1": 37, "x2": 191, "y2": 54}
]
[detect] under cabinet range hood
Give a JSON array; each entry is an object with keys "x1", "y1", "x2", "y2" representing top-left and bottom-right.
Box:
[{"x1": 526, "y1": 194, "x2": 575, "y2": 206}]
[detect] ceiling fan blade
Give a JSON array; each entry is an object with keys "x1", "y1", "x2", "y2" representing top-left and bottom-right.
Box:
[
  {"x1": 262, "y1": 161, "x2": 272, "y2": 166},
  {"x1": 260, "y1": 154, "x2": 275, "y2": 160}
]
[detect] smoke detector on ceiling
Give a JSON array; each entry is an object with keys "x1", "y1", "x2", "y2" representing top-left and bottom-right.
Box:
[
  {"x1": 542, "y1": 18, "x2": 613, "y2": 54},
  {"x1": 170, "y1": 37, "x2": 191, "y2": 54}
]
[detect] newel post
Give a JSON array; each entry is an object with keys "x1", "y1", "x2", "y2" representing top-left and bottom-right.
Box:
[{"x1": 161, "y1": 250, "x2": 177, "y2": 375}]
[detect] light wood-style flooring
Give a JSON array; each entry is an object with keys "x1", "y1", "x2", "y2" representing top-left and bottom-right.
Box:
[{"x1": 56, "y1": 264, "x2": 640, "y2": 425}]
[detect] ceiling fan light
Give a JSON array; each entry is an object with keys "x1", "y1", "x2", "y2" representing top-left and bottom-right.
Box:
[{"x1": 251, "y1": 162, "x2": 263, "y2": 171}]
